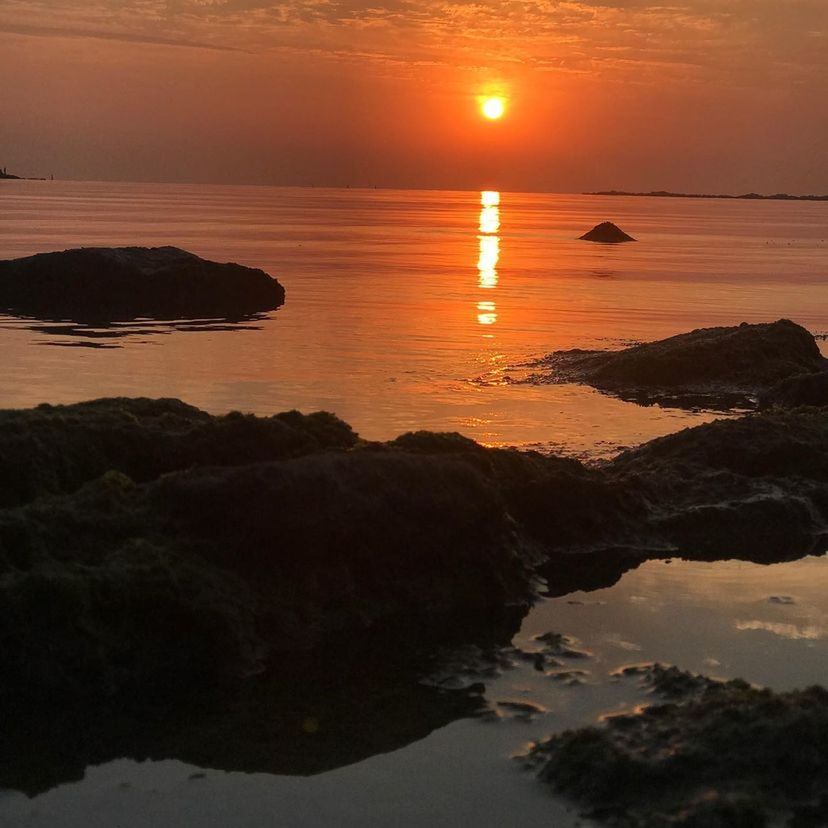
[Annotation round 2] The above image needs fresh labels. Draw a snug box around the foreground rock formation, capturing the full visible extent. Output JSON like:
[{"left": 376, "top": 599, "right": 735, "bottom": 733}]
[
  {"left": 525, "top": 319, "right": 827, "bottom": 409},
  {"left": 529, "top": 665, "right": 828, "bottom": 826},
  {"left": 0, "top": 246, "right": 285, "bottom": 320},
  {"left": 0, "top": 324, "right": 827, "bottom": 798},
  {"left": 1, "top": 396, "right": 827, "bottom": 713},
  {"left": 0, "top": 399, "right": 535, "bottom": 708},
  {"left": 578, "top": 222, "right": 636, "bottom": 243}
]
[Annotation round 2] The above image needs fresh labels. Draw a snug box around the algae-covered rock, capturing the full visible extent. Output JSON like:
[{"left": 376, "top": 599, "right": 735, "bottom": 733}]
[
  {"left": 526, "top": 320, "right": 826, "bottom": 409},
  {"left": 0, "top": 246, "right": 285, "bottom": 320},
  {"left": 1, "top": 398, "right": 827, "bottom": 713},
  {"left": 530, "top": 667, "right": 828, "bottom": 826},
  {"left": 760, "top": 369, "right": 828, "bottom": 410},
  {"left": 0, "top": 403, "right": 534, "bottom": 706},
  {"left": 0, "top": 397, "right": 356, "bottom": 508},
  {"left": 606, "top": 407, "right": 828, "bottom": 559}
]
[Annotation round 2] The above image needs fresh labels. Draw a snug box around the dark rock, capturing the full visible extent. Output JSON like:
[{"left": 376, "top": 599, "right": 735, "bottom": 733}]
[
  {"left": 760, "top": 369, "right": 828, "bottom": 410},
  {"left": 608, "top": 407, "right": 828, "bottom": 560},
  {"left": 0, "top": 401, "right": 534, "bottom": 707},
  {"left": 530, "top": 668, "right": 828, "bottom": 826},
  {"left": 147, "top": 450, "right": 534, "bottom": 648},
  {"left": 0, "top": 246, "right": 285, "bottom": 321},
  {"left": 0, "top": 397, "right": 356, "bottom": 508},
  {"left": 0, "top": 398, "right": 827, "bottom": 721},
  {"left": 578, "top": 222, "right": 636, "bottom": 243},
  {"left": 534, "top": 632, "right": 591, "bottom": 659},
  {"left": 526, "top": 320, "right": 826, "bottom": 409},
  {"left": 529, "top": 407, "right": 828, "bottom": 593}
]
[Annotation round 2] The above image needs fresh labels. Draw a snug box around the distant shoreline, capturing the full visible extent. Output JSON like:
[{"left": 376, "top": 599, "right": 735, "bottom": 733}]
[
  {"left": 1, "top": 175, "right": 826, "bottom": 198},
  {"left": 588, "top": 189, "right": 828, "bottom": 202},
  {"left": 0, "top": 173, "right": 48, "bottom": 181}
]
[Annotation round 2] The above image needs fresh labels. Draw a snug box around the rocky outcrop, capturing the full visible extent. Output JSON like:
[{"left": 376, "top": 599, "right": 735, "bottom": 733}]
[
  {"left": 578, "top": 222, "right": 636, "bottom": 243},
  {"left": 525, "top": 320, "right": 827, "bottom": 409},
  {"left": 0, "top": 397, "right": 356, "bottom": 508},
  {"left": 1, "top": 398, "right": 827, "bottom": 712},
  {"left": 760, "top": 369, "right": 828, "bottom": 410},
  {"left": 0, "top": 246, "right": 285, "bottom": 320},
  {"left": 0, "top": 397, "right": 827, "bottom": 798},
  {"left": 529, "top": 666, "right": 828, "bottom": 826},
  {"left": 0, "top": 401, "right": 535, "bottom": 707},
  {"left": 607, "top": 407, "right": 828, "bottom": 560}
]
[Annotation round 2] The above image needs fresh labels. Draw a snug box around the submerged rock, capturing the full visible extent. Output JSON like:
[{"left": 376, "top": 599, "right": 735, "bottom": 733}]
[
  {"left": 578, "top": 222, "right": 636, "bottom": 243},
  {"left": 0, "top": 246, "right": 285, "bottom": 320},
  {"left": 530, "top": 667, "right": 828, "bottom": 826},
  {"left": 526, "top": 320, "right": 826, "bottom": 409}
]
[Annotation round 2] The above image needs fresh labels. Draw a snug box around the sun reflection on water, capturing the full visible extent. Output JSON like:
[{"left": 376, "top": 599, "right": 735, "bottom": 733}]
[
  {"left": 477, "top": 236, "right": 499, "bottom": 288},
  {"left": 479, "top": 206, "right": 500, "bottom": 234},
  {"left": 477, "top": 191, "right": 500, "bottom": 301},
  {"left": 477, "top": 300, "right": 497, "bottom": 326}
]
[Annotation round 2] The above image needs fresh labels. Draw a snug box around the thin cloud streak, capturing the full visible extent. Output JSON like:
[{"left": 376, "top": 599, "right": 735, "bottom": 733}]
[{"left": 0, "top": 21, "right": 245, "bottom": 50}]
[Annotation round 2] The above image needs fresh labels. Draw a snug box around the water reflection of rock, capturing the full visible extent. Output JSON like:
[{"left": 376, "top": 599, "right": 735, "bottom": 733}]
[
  {"left": 0, "top": 627, "right": 501, "bottom": 798},
  {"left": 2, "top": 312, "right": 274, "bottom": 347}
]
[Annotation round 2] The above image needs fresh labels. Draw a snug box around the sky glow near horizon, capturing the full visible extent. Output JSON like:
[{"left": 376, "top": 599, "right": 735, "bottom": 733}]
[{"left": 1, "top": 0, "right": 826, "bottom": 191}]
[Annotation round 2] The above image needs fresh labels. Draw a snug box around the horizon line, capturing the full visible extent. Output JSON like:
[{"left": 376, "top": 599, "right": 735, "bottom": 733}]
[{"left": 3, "top": 175, "right": 828, "bottom": 201}]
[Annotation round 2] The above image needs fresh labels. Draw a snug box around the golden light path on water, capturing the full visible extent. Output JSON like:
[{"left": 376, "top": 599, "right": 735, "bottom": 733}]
[{"left": 477, "top": 190, "right": 500, "bottom": 328}]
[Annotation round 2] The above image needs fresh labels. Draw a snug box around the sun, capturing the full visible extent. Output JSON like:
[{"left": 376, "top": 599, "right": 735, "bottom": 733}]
[{"left": 481, "top": 97, "right": 506, "bottom": 120}]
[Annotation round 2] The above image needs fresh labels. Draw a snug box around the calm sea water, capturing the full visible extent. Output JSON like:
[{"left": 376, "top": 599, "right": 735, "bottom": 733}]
[
  {"left": 2, "top": 180, "right": 826, "bottom": 457},
  {"left": 1, "top": 182, "right": 827, "bottom": 826}
]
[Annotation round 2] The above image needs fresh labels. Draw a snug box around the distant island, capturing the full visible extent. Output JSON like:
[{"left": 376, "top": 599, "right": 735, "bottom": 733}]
[
  {"left": 589, "top": 189, "right": 828, "bottom": 202},
  {"left": 0, "top": 166, "right": 50, "bottom": 181}
]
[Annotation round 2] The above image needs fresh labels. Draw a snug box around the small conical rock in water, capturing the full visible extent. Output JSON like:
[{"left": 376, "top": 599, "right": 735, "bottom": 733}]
[{"left": 578, "top": 222, "right": 636, "bottom": 243}]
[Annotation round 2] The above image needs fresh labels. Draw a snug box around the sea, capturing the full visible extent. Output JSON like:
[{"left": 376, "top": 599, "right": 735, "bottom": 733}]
[{"left": 1, "top": 180, "right": 827, "bottom": 826}]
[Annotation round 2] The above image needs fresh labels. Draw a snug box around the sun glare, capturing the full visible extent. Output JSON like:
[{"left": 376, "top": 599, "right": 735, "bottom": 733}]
[{"left": 481, "top": 97, "right": 505, "bottom": 120}]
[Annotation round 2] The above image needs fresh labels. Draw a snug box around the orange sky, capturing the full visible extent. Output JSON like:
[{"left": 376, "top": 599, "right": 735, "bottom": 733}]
[{"left": 1, "top": 0, "right": 826, "bottom": 192}]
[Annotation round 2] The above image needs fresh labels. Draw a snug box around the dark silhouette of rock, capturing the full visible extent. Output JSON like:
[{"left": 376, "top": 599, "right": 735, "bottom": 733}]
[
  {"left": 759, "top": 369, "right": 828, "bottom": 410},
  {"left": 608, "top": 407, "right": 828, "bottom": 560},
  {"left": 0, "top": 400, "right": 534, "bottom": 709},
  {"left": 1, "top": 397, "right": 827, "bottom": 715},
  {"left": 578, "top": 221, "right": 636, "bottom": 243},
  {"left": 0, "top": 397, "right": 356, "bottom": 509},
  {"left": 0, "top": 398, "right": 827, "bottom": 795},
  {"left": 526, "top": 320, "right": 826, "bottom": 409},
  {"left": 0, "top": 246, "right": 285, "bottom": 321},
  {"left": 529, "top": 666, "right": 828, "bottom": 826}
]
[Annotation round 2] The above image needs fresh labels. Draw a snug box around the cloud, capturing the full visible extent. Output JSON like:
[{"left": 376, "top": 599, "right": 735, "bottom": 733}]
[
  {"left": 0, "top": 0, "right": 825, "bottom": 87},
  {"left": 0, "top": 20, "right": 244, "bottom": 50}
]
